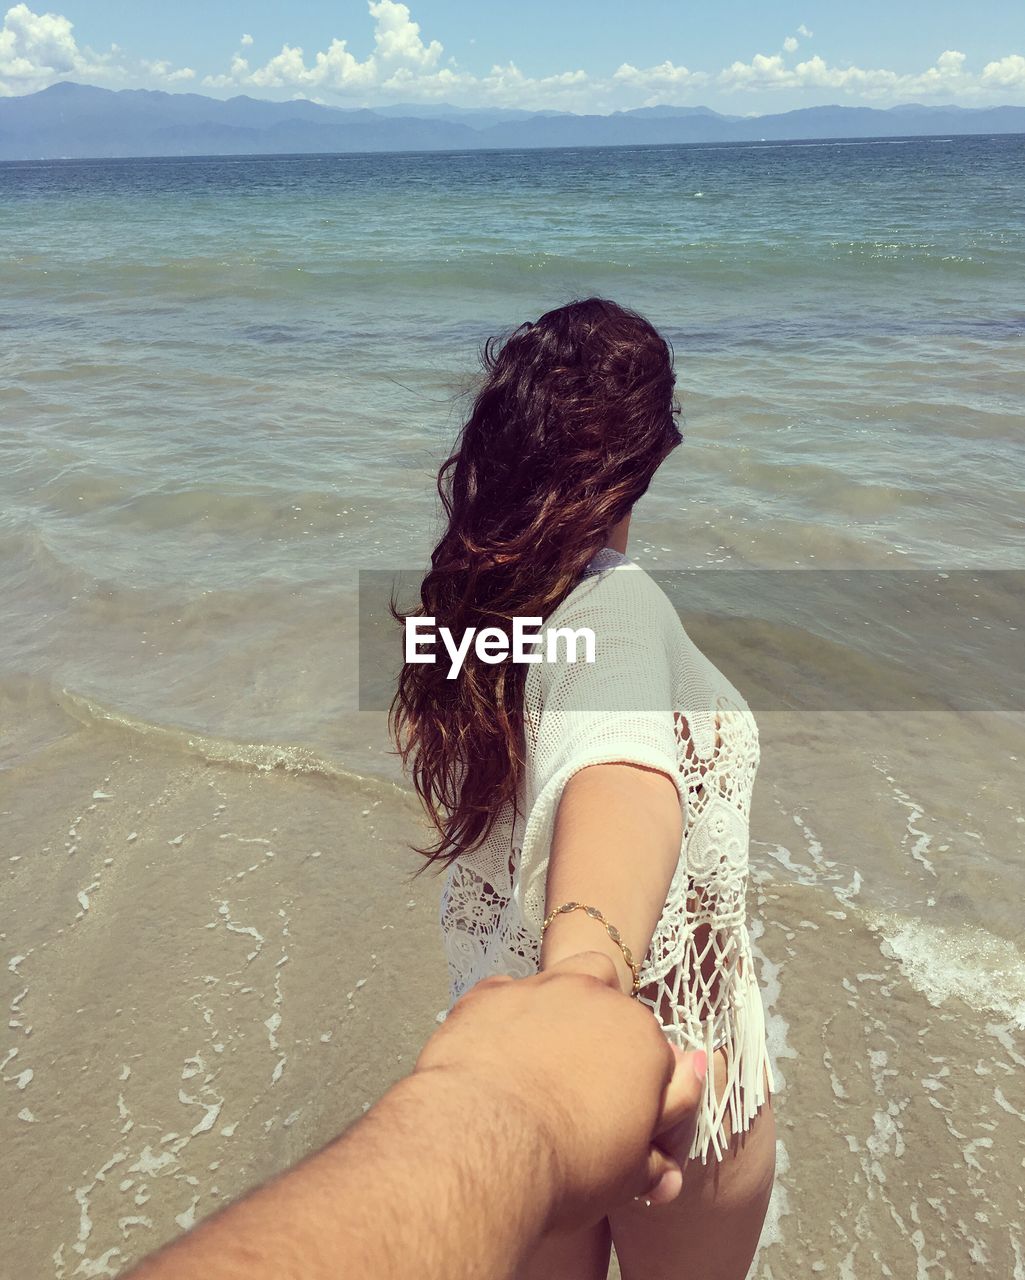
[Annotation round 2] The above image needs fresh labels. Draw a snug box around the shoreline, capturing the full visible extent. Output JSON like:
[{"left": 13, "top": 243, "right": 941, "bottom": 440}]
[{"left": 3, "top": 704, "right": 1023, "bottom": 1276}]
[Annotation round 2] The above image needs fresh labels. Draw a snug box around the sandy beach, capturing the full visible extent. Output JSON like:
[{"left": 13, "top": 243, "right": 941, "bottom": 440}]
[
  {"left": 4, "top": 693, "right": 1023, "bottom": 1278},
  {"left": 2, "top": 704, "right": 449, "bottom": 1277}
]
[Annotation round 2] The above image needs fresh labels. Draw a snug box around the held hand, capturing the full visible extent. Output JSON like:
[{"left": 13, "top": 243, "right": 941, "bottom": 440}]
[{"left": 414, "top": 950, "right": 707, "bottom": 1233}]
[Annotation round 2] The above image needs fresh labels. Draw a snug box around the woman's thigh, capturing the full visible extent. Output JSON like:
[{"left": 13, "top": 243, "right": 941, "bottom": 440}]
[
  {"left": 608, "top": 1055, "right": 777, "bottom": 1280},
  {"left": 514, "top": 1215, "right": 612, "bottom": 1280}
]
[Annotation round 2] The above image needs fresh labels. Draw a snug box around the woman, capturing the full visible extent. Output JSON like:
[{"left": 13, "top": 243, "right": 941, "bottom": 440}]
[{"left": 390, "top": 296, "right": 776, "bottom": 1280}]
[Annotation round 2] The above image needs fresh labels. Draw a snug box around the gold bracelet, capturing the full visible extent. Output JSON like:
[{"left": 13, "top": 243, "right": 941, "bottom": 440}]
[{"left": 540, "top": 901, "right": 641, "bottom": 996}]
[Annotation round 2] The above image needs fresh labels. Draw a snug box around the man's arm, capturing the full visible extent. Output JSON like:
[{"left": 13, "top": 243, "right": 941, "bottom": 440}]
[
  {"left": 130, "top": 1065, "right": 553, "bottom": 1280},
  {"left": 125, "top": 952, "right": 706, "bottom": 1280}
]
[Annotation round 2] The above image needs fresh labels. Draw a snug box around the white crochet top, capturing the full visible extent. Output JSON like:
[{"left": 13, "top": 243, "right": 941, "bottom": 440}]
[{"left": 438, "top": 547, "right": 775, "bottom": 1163}]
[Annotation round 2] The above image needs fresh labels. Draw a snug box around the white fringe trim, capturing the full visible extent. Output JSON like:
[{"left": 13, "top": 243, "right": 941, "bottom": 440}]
[{"left": 688, "top": 970, "right": 775, "bottom": 1165}]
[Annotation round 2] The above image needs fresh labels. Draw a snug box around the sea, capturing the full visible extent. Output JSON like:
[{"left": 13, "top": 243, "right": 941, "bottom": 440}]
[{"left": 1, "top": 134, "right": 1023, "bottom": 1278}]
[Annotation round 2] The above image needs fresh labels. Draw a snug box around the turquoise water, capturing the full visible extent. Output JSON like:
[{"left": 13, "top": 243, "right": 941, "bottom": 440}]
[{"left": 2, "top": 134, "right": 1023, "bottom": 761}]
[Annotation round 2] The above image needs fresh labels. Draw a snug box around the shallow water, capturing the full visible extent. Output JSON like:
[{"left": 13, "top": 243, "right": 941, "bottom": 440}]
[{"left": 1, "top": 136, "right": 1023, "bottom": 1276}]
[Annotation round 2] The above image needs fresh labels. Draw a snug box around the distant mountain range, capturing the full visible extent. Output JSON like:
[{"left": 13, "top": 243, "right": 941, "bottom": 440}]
[{"left": 1, "top": 82, "right": 1023, "bottom": 161}]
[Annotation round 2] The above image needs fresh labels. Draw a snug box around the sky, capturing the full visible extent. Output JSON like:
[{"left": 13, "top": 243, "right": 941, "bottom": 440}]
[{"left": 1, "top": 1, "right": 1023, "bottom": 113}]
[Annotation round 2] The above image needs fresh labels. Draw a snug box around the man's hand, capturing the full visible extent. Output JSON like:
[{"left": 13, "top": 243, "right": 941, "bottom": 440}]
[
  {"left": 124, "top": 949, "right": 706, "bottom": 1280},
  {"left": 414, "top": 949, "right": 707, "bottom": 1234}
]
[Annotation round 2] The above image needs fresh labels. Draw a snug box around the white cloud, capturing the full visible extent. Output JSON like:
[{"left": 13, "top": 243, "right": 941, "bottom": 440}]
[
  {"left": 2, "top": 2, "right": 1023, "bottom": 112},
  {"left": 199, "top": 2, "right": 599, "bottom": 109},
  {"left": 981, "top": 53, "right": 1025, "bottom": 87},
  {"left": 371, "top": 0, "right": 441, "bottom": 67},
  {"left": 612, "top": 59, "right": 706, "bottom": 89},
  {"left": 195, "top": 5, "right": 1021, "bottom": 110},
  {"left": 0, "top": 1, "right": 119, "bottom": 92},
  {"left": 0, "top": 4, "right": 193, "bottom": 95},
  {"left": 142, "top": 57, "right": 195, "bottom": 84},
  {"left": 204, "top": 1, "right": 444, "bottom": 94},
  {"left": 717, "top": 47, "right": 987, "bottom": 101}
]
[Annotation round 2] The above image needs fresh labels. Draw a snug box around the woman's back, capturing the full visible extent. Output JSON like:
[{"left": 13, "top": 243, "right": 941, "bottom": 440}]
[{"left": 439, "top": 547, "right": 774, "bottom": 1166}]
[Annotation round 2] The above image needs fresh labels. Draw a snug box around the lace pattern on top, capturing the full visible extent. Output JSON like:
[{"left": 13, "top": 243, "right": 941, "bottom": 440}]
[{"left": 438, "top": 551, "right": 775, "bottom": 1164}]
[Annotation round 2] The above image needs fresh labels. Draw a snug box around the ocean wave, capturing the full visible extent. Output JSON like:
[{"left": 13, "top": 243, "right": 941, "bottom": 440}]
[
  {"left": 750, "top": 850, "right": 1025, "bottom": 1031},
  {"left": 866, "top": 909, "right": 1025, "bottom": 1030},
  {"left": 3, "top": 243, "right": 1023, "bottom": 314},
  {"left": 49, "top": 679, "right": 391, "bottom": 788}
]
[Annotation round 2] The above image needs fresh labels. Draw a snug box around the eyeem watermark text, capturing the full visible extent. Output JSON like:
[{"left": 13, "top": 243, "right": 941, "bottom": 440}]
[{"left": 405, "top": 617, "right": 596, "bottom": 679}]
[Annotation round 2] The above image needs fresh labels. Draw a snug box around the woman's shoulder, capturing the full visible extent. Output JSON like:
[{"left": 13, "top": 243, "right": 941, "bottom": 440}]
[{"left": 555, "top": 554, "right": 682, "bottom": 638}]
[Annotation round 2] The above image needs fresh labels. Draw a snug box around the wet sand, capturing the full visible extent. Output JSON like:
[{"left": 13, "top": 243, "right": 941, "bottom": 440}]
[
  {"left": 2, "top": 714, "right": 449, "bottom": 1277},
  {"left": 3, "top": 703, "right": 1023, "bottom": 1278}
]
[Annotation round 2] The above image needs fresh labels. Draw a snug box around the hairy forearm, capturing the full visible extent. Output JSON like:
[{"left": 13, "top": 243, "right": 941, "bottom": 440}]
[
  {"left": 541, "top": 763, "right": 683, "bottom": 992},
  {"left": 128, "top": 1066, "right": 558, "bottom": 1280}
]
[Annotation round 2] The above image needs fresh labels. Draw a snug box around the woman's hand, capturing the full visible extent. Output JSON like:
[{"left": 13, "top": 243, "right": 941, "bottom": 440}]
[{"left": 414, "top": 949, "right": 708, "bottom": 1233}]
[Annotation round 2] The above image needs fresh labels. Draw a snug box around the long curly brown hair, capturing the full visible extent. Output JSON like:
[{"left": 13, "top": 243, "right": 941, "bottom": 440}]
[{"left": 389, "top": 296, "right": 683, "bottom": 876}]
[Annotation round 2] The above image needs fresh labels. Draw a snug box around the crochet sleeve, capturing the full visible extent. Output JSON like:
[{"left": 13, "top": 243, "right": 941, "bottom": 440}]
[{"left": 512, "top": 572, "right": 688, "bottom": 939}]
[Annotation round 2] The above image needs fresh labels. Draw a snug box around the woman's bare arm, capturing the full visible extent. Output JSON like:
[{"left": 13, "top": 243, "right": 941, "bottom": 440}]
[{"left": 539, "top": 762, "right": 684, "bottom": 994}]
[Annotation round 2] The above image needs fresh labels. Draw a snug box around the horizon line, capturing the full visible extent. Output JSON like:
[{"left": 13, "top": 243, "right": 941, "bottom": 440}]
[{"left": 4, "top": 133, "right": 1024, "bottom": 169}]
